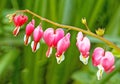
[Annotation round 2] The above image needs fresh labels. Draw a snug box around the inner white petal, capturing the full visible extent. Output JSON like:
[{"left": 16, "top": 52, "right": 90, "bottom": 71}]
[
  {"left": 24, "top": 35, "right": 26, "bottom": 42},
  {"left": 24, "top": 35, "right": 31, "bottom": 45},
  {"left": 47, "top": 47, "right": 53, "bottom": 58},
  {"left": 56, "top": 54, "right": 65, "bottom": 64},
  {"left": 36, "top": 43, "right": 40, "bottom": 51},
  {"left": 79, "top": 54, "right": 89, "bottom": 65},
  {"left": 28, "top": 36, "right": 31, "bottom": 44},
  {"left": 15, "top": 26, "right": 20, "bottom": 36},
  {"left": 97, "top": 65, "right": 104, "bottom": 80},
  {"left": 31, "top": 41, "right": 34, "bottom": 50}
]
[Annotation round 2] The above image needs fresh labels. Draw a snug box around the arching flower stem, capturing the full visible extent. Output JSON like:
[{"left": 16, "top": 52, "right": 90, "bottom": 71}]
[{"left": 11, "top": 9, "right": 120, "bottom": 52}]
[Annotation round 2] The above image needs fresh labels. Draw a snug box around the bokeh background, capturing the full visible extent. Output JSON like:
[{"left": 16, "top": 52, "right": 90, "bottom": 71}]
[{"left": 0, "top": 0, "right": 120, "bottom": 84}]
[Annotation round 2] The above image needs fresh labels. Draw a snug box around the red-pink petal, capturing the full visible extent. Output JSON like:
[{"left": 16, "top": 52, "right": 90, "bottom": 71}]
[
  {"left": 43, "top": 28, "right": 64, "bottom": 47},
  {"left": 56, "top": 33, "right": 70, "bottom": 57},
  {"left": 76, "top": 32, "right": 90, "bottom": 58},
  {"left": 53, "top": 28, "right": 64, "bottom": 47},
  {"left": 13, "top": 15, "right": 28, "bottom": 26},
  {"left": 76, "top": 32, "right": 83, "bottom": 43},
  {"left": 92, "top": 47, "right": 104, "bottom": 66},
  {"left": 25, "top": 19, "right": 35, "bottom": 36},
  {"left": 101, "top": 51, "right": 115, "bottom": 72},
  {"left": 33, "top": 25, "right": 43, "bottom": 43},
  {"left": 43, "top": 28, "right": 54, "bottom": 46}
]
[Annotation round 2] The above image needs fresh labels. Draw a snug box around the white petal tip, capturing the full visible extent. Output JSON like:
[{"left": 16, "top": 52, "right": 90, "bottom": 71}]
[
  {"left": 31, "top": 41, "right": 35, "bottom": 52},
  {"left": 13, "top": 26, "right": 20, "bottom": 36},
  {"left": 24, "top": 35, "right": 31, "bottom": 46},
  {"left": 79, "top": 54, "right": 89, "bottom": 65},
  {"left": 36, "top": 43, "right": 40, "bottom": 51},
  {"left": 46, "top": 47, "right": 53, "bottom": 58},
  {"left": 24, "top": 35, "right": 26, "bottom": 42},
  {"left": 56, "top": 54, "right": 65, "bottom": 64},
  {"left": 97, "top": 70, "right": 103, "bottom": 80},
  {"left": 31, "top": 41, "right": 40, "bottom": 52},
  {"left": 97, "top": 65, "right": 104, "bottom": 80}
]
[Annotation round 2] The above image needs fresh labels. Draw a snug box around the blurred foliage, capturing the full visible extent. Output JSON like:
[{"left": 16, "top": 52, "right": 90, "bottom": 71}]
[{"left": 0, "top": 0, "right": 120, "bottom": 84}]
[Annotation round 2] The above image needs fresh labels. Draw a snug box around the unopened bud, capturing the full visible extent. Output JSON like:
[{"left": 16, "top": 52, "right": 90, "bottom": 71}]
[
  {"left": 96, "top": 28, "right": 105, "bottom": 36},
  {"left": 82, "top": 18, "right": 87, "bottom": 25},
  {"left": 6, "top": 14, "right": 16, "bottom": 23}
]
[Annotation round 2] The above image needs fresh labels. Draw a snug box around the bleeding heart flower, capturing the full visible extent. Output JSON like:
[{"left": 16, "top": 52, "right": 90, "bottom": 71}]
[
  {"left": 24, "top": 19, "right": 35, "bottom": 45},
  {"left": 92, "top": 47, "right": 115, "bottom": 80},
  {"left": 31, "top": 24, "right": 43, "bottom": 52},
  {"left": 55, "top": 33, "right": 70, "bottom": 64},
  {"left": 76, "top": 32, "right": 90, "bottom": 65},
  {"left": 13, "top": 14, "right": 28, "bottom": 36},
  {"left": 43, "top": 28, "right": 64, "bottom": 57}
]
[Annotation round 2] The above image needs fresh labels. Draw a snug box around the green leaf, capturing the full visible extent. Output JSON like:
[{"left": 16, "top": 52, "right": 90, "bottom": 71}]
[
  {"left": 112, "top": 49, "right": 120, "bottom": 57},
  {"left": 0, "top": 49, "right": 20, "bottom": 76},
  {"left": 71, "top": 70, "right": 92, "bottom": 84}
]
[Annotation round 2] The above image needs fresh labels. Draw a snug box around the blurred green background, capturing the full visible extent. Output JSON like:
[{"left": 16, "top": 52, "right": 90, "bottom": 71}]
[{"left": 0, "top": 0, "right": 120, "bottom": 84}]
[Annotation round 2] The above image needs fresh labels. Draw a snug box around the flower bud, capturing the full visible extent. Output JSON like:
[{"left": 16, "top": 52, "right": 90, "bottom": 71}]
[
  {"left": 96, "top": 28, "right": 105, "bottom": 36},
  {"left": 82, "top": 18, "right": 87, "bottom": 25}
]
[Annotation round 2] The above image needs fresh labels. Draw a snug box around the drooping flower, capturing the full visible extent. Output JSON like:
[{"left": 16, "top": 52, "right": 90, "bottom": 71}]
[
  {"left": 76, "top": 32, "right": 90, "bottom": 65},
  {"left": 24, "top": 19, "right": 35, "bottom": 45},
  {"left": 43, "top": 28, "right": 64, "bottom": 57},
  {"left": 13, "top": 14, "right": 28, "bottom": 36},
  {"left": 55, "top": 33, "right": 70, "bottom": 64},
  {"left": 92, "top": 47, "right": 115, "bottom": 80},
  {"left": 31, "top": 24, "right": 43, "bottom": 52}
]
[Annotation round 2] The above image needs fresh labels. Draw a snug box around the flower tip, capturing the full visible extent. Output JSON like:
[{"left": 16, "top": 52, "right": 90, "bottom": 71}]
[
  {"left": 13, "top": 26, "right": 20, "bottom": 36},
  {"left": 46, "top": 47, "right": 53, "bottom": 58},
  {"left": 79, "top": 54, "right": 89, "bottom": 65},
  {"left": 66, "top": 33, "right": 71, "bottom": 38},
  {"left": 31, "top": 41, "right": 40, "bottom": 52},
  {"left": 56, "top": 54, "right": 65, "bottom": 64},
  {"left": 31, "top": 19, "right": 35, "bottom": 25},
  {"left": 97, "top": 65, "right": 104, "bottom": 80},
  {"left": 37, "top": 23, "right": 43, "bottom": 30},
  {"left": 97, "top": 71, "right": 102, "bottom": 80},
  {"left": 24, "top": 35, "right": 31, "bottom": 46},
  {"left": 39, "top": 22, "right": 42, "bottom": 27}
]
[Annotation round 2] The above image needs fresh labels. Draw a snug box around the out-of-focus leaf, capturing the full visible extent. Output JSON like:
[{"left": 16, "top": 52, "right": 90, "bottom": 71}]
[
  {"left": 0, "top": 49, "right": 20, "bottom": 76},
  {"left": 0, "top": 0, "right": 7, "bottom": 12},
  {"left": 11, "top": 0, "right": 19, "bottom": 9},
  {"left": 112, "top": 48, "right": 120, "bottom": 57},
  {"left": 106, "top": 6, "right": 120, "bottom": 37},
  {"left": 88, "top": 35, "right": 120, "bottom": 44},
  {"left": 105, "top": 73, "right": 120, "bottom": 84},
  {"left": 89, "top": 0, "right": 105, "bottom": 30},
  {"left": 71, "top": 70, "right": 93, "bottom": 84}
]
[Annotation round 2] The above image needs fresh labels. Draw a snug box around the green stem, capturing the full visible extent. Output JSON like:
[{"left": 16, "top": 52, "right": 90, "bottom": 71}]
[
  {"left": 13, "top": 9, "right": 120, "bottom": 52},
  {"left": 84, "top": 23, "right": 90, "bottom": 32}
]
